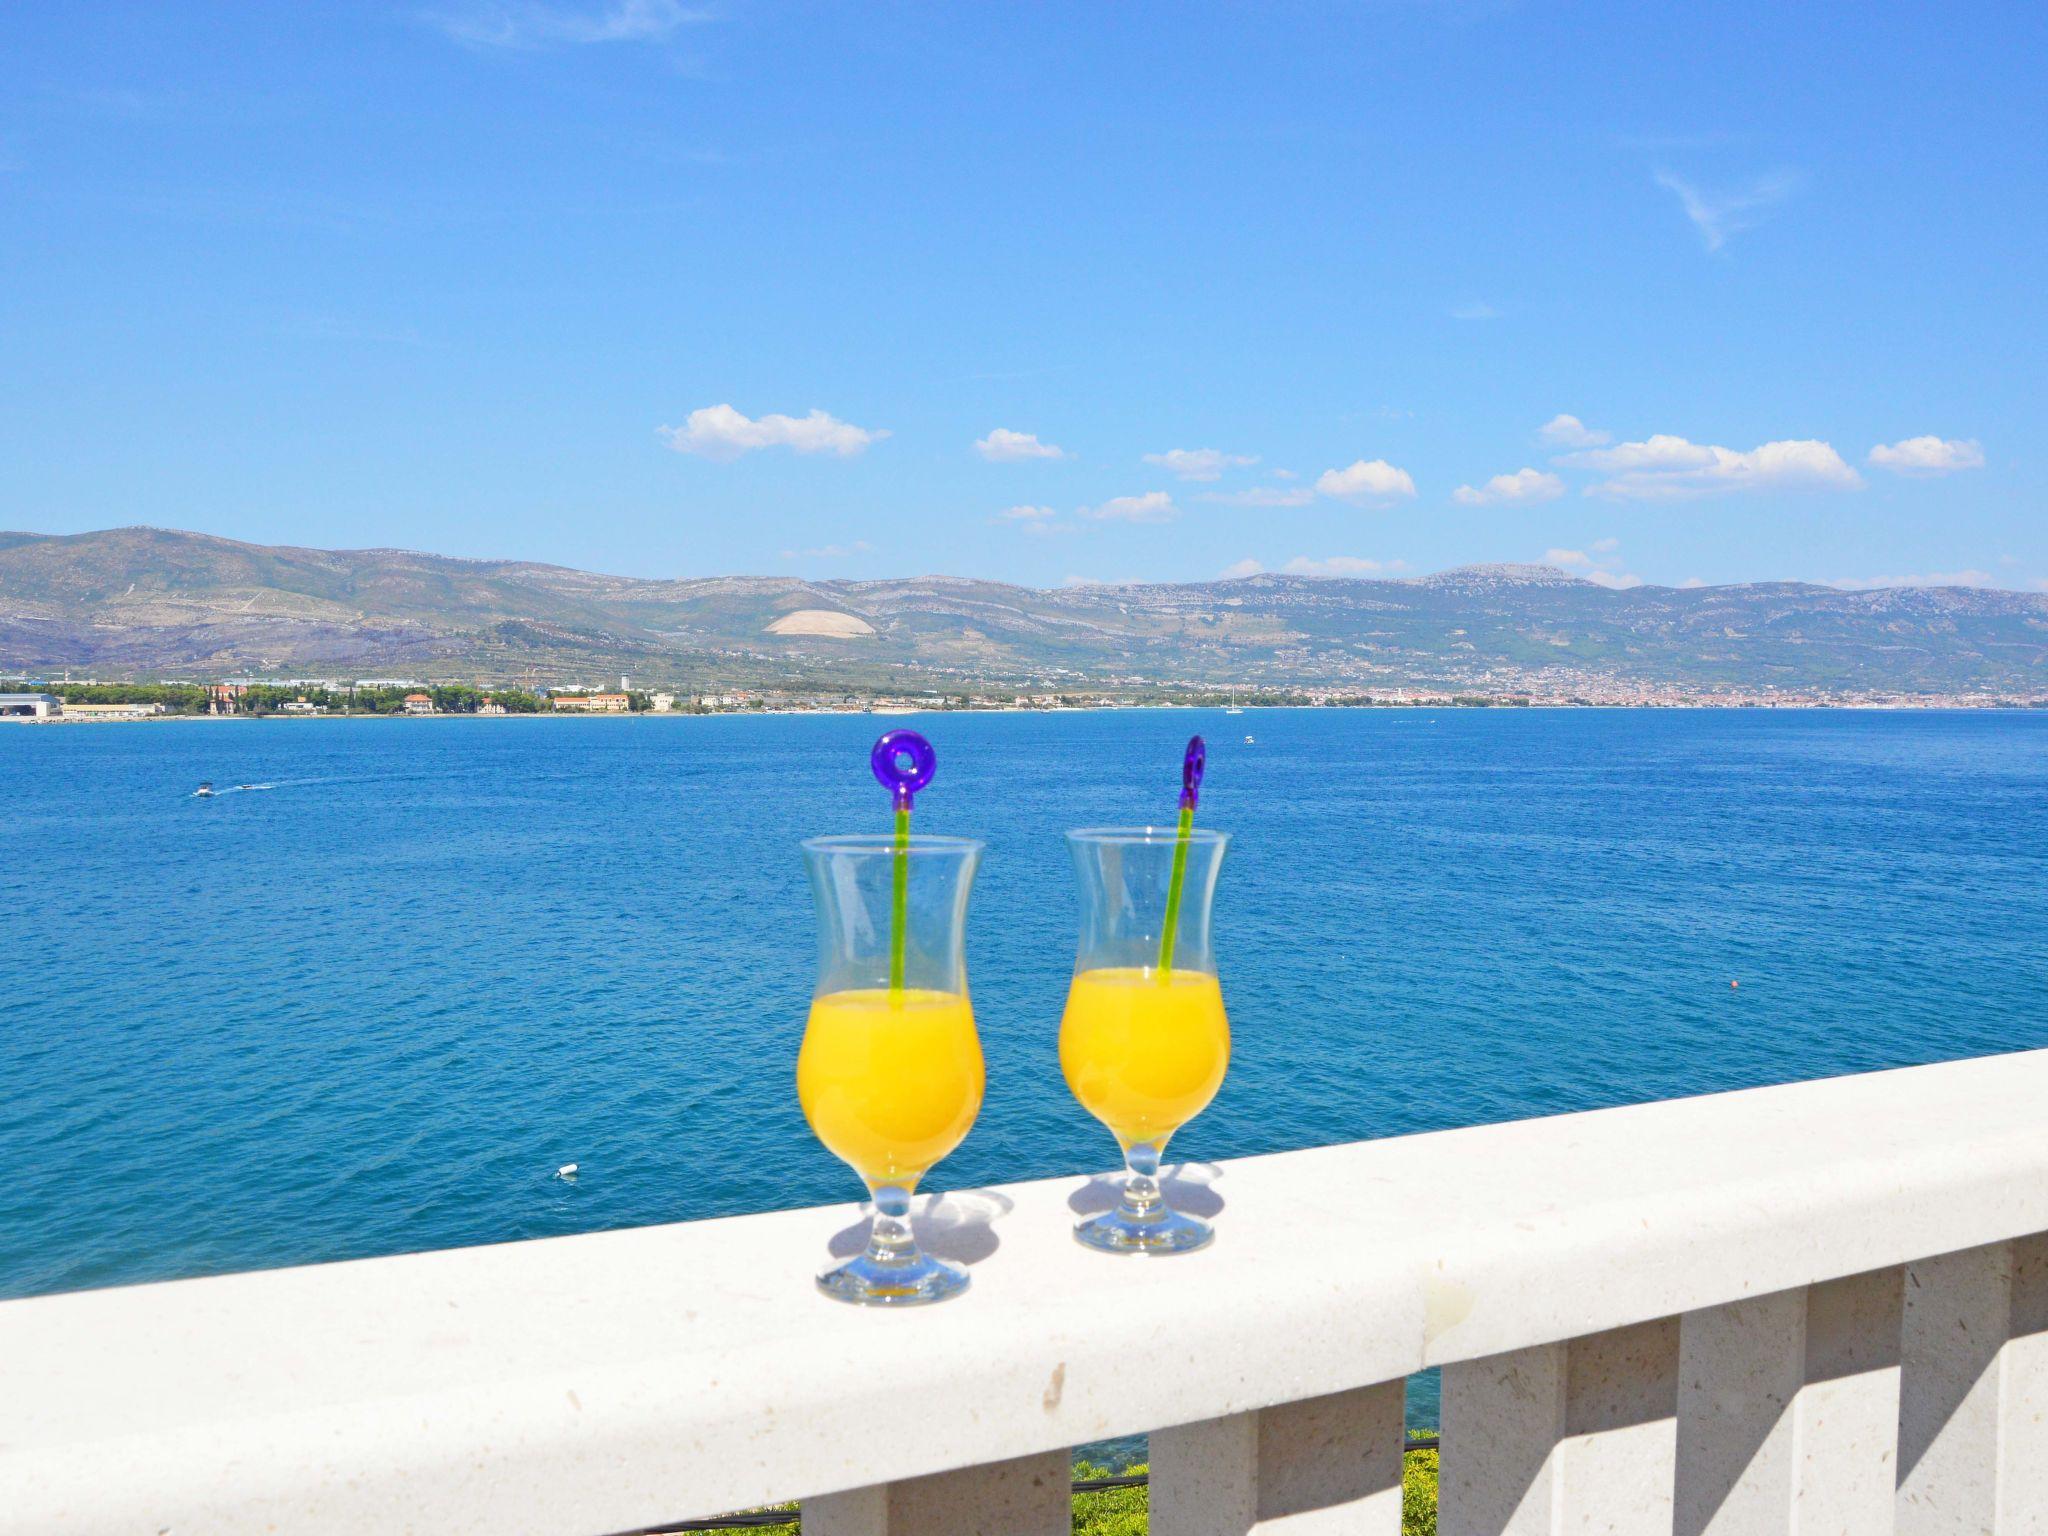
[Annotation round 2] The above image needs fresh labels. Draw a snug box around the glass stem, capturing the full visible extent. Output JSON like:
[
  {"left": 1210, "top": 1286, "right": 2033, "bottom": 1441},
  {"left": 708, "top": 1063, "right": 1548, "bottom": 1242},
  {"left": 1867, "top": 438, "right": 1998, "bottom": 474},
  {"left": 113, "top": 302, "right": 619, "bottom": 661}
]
[
  {"left": 1118, "top": 1140, "right": 1165, "bottom": 1225},
  {"left": 865, "top": 1182, "right": 919, "bottom": 1268}
]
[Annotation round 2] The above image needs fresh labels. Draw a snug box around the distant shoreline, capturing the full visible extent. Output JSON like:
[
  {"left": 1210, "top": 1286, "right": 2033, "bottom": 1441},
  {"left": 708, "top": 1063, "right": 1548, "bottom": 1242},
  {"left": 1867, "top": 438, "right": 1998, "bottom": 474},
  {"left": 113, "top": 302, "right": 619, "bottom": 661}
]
[{"left": 9, "top": 700, "right": 2047, "bottom": 726}]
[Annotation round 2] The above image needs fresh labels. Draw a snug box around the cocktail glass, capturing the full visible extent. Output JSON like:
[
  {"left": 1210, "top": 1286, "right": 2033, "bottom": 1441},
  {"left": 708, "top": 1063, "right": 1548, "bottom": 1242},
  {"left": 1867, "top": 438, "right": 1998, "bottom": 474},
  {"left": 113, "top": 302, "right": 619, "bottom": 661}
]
[
  {"left": 798, "top": 833, "right": 985, "bottom": 1305},
  {"left": 1060, "top": 827, "right": 1230, "bottom": 1255}
]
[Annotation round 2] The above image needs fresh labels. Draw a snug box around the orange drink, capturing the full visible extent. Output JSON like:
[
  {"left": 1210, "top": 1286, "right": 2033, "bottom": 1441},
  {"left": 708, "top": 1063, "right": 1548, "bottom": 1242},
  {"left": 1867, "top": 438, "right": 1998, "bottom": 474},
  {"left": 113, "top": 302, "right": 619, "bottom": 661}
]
[
  {"left": 1060, "top": 968, "right": 1229, "bottom": 1150},
  {"left": 799, "top": 987, "right": 984, "bottom": 1189}
]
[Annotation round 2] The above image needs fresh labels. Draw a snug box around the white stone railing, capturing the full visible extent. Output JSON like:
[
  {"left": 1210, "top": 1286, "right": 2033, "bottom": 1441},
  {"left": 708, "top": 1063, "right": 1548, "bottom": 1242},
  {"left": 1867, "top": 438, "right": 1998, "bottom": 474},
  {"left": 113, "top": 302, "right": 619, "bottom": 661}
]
[{"left": 5, "top": 1047, "right": 2048, "bottom": 1534}]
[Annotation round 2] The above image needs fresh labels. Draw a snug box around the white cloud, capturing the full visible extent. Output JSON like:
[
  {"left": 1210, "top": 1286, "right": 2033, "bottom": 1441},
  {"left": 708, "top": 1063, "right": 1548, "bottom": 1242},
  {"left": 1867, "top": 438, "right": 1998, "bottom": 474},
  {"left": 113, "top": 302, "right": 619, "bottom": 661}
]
[
  {"left": 425, "top": 0, "right": 704, "bottom": 48},
  {"left": 975, "top": 427, "right": 1067, "bottom": 463},
  {"left": 1590, "top": 536, "right": 1620, "bottom": 553},
  {"left": 1143, "top": 447, "right": 1257, "bottom": 481},
  {"left": 659, "top": 404, "right": 887, "bottom": 461},
  {"left": 1678, "top": 576, "right": 1708, "bottom": 589},
  {"left": 1449, "top": 301, "right": 1500, "bottom": 321},
  {"left": 779, "top": 541, "right": 872, "bottom": 560},
  {"left": 1544, "top": 547, "right": 1594, "bottom": 569},
  {"left": 1584, "top": 570, "right": 1644, "bottom": 590},
  {"left": 1079, "top": 491, "right": 1179, "bottom": 524},
  {"left": 995, "top": 504, "right": 1057, "bottom": 522},
  {"left": 1219, "top": 558, "right": 1265, "bottom": 579},
  {"left": 1654, "top": 167, "right": 1798, "bottom": 252},
  {"left": 1315, "top": 459, "right": 1417, "bottom": 503},
  {"left": 1538, "top": 413, "right": 1610, "bottom": 449},
  {"left": 1825, "top": 570, "right": 1999, "bottom": 590},
  {"left": 1452, "top": 468, "right": 1565, "bottom": 505},
  {"left": 1281, "top": 555, "right": 1406, "bottom": 578},
  {"left": 1559, "top": 435, "right": 1860, "bottom": 499},
  {"left": 1868, "top": 436, "right": 1986, "bottom": 476},
  {"left": 1271, "top": 468, "right": 1299, "bottom": 480},
  {"left": 1198, "top": 486, "right": 1315, "bottom": 508}
]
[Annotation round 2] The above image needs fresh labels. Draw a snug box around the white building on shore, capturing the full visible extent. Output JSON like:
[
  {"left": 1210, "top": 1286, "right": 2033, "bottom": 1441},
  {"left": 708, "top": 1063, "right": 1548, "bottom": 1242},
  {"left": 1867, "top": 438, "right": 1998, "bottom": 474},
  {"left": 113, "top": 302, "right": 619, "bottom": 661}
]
[{"left": 0, "top": 693, "right": 61, "bottom": 719}]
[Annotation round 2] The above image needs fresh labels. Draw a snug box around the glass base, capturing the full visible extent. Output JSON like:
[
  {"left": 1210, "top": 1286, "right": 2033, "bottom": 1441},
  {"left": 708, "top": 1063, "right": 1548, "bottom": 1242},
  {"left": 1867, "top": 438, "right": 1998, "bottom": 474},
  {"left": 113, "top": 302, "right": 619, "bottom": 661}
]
[
  {"left": 1074, "top": 1204, "right": 1213, "bottom": 1256},
  {"left": 816, "top": 1248, "right": 970, "bottom": 1306}
]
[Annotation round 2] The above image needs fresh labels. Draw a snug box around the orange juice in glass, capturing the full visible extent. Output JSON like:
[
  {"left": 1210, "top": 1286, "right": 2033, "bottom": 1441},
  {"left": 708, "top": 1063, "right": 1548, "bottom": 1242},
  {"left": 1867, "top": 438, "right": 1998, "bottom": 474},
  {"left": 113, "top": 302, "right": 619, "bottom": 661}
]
[
  {"left": 799, "top": 832, "right": 984, "bottom": 1304},
  {"left": 1060, "top": 825, "right": 1230, "bottom": 1254}
]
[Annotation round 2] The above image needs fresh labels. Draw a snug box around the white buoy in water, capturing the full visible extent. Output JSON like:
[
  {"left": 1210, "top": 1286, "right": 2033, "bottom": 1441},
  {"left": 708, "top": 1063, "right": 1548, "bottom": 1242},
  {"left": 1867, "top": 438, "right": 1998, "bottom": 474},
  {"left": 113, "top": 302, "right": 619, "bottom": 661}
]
[{"left": 556, "top": 1163, "right": 579, "bottom": 1180}]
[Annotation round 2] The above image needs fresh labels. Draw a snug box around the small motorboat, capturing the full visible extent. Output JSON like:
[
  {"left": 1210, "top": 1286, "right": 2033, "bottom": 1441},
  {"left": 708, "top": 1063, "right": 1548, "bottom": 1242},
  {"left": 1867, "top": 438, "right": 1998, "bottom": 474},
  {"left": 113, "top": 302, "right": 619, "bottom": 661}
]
[
  {"left": 193, "top": 782, "right": 216, "bottom": 797},
  {"left": 1243, "top": 734, "right": 1255, "bottom": 744}
]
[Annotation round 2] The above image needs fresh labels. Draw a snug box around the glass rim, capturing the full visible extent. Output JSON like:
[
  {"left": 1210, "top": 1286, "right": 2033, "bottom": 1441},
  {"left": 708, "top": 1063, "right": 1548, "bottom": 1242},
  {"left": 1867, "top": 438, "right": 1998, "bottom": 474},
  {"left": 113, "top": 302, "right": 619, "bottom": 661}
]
[
  {"left": 1066, "top": 825, "right": 1229, "bottom": 847},
  {"left": 802, "top": 832, "right": 986, "bottom": 856}
]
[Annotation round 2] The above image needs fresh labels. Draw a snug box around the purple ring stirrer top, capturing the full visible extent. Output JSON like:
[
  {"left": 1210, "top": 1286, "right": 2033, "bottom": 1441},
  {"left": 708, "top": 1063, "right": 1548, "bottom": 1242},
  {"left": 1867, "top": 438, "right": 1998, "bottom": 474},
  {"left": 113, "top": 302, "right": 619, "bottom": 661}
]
[
  {"left": 1179, "top": 734, "right": 1206, "bottom": 813},
  {"left": 871, "top": 729, "right": 937, "bottom": 811}
]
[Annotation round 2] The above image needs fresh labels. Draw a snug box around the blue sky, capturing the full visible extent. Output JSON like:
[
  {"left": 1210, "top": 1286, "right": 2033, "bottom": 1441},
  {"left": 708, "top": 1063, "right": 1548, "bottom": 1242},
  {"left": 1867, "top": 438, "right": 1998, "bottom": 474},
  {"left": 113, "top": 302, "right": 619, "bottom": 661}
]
[{"left": 1, "top": 2, "right": 2041, "bottom": 590}]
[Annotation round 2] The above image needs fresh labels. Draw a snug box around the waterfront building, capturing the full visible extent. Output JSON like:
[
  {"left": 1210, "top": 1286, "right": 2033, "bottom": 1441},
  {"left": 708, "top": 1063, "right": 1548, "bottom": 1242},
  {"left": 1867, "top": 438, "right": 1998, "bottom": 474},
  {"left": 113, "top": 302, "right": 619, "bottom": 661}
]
[
  {"left": 477, "top": 698, "right": 507, "bottom": 716},
  {"left": 0, "top": 692, "right": 61, "bottom": 719},
  {"left": 280, "top": 700, "right": 327, "bottom": 715},
  {"left": 651, "top": 693, "right": 676, "bottom": 712},
  {"left": 403, "top": 693, "right": 436, "bottom": 715},
  {"left": 552, "top": 693, "right": 631, "bottom": 713},
  {"left": 204, "top": 683, "right": 246, "bottom": 716},
  {"left": 58, "top": 702, "right": 166, "bottom": 720}
]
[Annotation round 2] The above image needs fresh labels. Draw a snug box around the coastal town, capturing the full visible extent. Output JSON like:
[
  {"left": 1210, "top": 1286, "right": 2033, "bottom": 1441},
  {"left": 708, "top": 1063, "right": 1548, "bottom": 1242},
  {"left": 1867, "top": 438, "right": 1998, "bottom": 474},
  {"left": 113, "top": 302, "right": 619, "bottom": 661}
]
[{"left": 3, "top": 671, "right": 2043, "bottom": 720}]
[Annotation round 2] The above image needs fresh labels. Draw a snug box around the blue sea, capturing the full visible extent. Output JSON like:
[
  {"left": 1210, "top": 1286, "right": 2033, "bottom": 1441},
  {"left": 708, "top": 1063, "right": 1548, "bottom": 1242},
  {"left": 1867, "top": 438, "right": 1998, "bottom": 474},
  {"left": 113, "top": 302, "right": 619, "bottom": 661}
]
[{"left": 4, "top": 710, "right": 2045, "bottom": 1438}]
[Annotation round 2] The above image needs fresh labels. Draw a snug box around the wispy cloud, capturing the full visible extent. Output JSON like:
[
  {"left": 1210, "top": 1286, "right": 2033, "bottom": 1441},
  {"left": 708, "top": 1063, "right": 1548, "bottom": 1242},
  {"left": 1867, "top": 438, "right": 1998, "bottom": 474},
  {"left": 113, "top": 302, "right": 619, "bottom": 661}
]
[
  {"left": 1449, "top": 301, "right": 1499, "bottom": 321},
  {"left": 1452, "top": 468, "right": 1564, "bottom": 505},
  {"left": 1868, "top": 436, "right": 1986, "bottom": 476},
  {"left": 658, "top": 404, "right": 886, "bottom": 461},
  {"left": 1654, "top": 167, "right": 1798, "bottom": 252},
  {"left": 1314, "top": 459, "right": 1417, "bottom": 504},
  {"left": 1219, "top": 558, "right": 1265, "bottom": 579},
  {"left": 991, "top": 504, "right": 1066, "bottom": 536},
  {"left": 1544, "top": 544, "right": 1642, "bottom": 589},
  {"left": 1825, "top": 570, "right": 2000, "bottom": 590},
  {"left": 1079, "top": 491, "right": 1179, "bottom": 524},
  {"left": 1281, "top": 555, "right": 1407, "bottom": 579},
  {"left": 1198, "top": 487, "right": 1315, "bottom": 508},
  {"left": 975, "top": 427, "right": 1067, "bottom": 462},
  {"left": 424, "top": 0, "right": 707, "bottom": 48},
  {"left": 1537, "top": 413, "right": 1609, "bottom": 449},
  {"left": 1559, "top": 435, "right": 1859, "bottom": 499},
  {"left": 1143, "top": 447, "right": 1257, "bottom": 482},
  {"left": 779, "top": 541, "right": 872, "bottom": 560}
]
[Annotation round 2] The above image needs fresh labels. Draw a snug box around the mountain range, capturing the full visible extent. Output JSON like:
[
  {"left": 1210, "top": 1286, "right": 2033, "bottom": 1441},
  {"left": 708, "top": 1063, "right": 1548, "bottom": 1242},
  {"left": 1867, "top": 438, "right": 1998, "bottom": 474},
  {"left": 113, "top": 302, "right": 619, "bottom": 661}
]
[{"left": 3, "top": 526, "right": 2045, "bottom": 697}]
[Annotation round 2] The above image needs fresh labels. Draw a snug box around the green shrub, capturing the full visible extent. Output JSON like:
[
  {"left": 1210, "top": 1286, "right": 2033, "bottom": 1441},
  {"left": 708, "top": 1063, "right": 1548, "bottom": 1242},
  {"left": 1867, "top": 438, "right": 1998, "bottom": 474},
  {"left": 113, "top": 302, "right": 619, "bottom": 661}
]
[{"left": 687, "top": 1445, "right": 1439, "bottom": 1536}]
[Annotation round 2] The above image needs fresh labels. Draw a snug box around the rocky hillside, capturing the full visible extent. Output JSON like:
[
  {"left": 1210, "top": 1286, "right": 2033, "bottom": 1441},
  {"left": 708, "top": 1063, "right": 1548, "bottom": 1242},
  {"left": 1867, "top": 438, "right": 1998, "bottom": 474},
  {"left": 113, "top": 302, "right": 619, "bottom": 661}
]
[{"left": 2, "top": 526, "right": 2044, "bottom": 695}]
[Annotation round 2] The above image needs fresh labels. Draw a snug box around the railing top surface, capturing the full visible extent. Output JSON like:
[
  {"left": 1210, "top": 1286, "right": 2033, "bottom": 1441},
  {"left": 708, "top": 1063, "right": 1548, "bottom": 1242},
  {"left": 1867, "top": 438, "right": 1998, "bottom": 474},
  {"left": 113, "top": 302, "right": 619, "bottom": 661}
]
[{"left": 7, "top": 1047, "right": 2048, "bottom": 1534}]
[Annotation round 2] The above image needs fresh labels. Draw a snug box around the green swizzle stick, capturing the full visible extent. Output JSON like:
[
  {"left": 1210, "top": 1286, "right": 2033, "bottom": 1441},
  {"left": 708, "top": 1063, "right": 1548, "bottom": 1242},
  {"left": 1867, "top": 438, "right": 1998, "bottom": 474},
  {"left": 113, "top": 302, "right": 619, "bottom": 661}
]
[{"left": 1156, "top": 734, "right": 1206, "bottom": 979}]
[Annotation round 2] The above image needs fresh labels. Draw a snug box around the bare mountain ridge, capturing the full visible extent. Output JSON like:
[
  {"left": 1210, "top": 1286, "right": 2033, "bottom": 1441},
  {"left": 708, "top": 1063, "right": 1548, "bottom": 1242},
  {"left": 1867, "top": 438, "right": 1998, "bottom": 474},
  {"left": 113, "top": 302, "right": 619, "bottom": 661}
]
[{"left": 1, "top": 526, "right": 2044, "bottom": 695}]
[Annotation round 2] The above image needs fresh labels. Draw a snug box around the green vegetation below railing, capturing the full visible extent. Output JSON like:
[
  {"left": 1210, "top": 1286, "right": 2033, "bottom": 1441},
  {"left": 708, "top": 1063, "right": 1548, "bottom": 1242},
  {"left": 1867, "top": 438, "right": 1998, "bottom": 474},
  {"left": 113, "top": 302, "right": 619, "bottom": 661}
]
[{"left": 673, "top": 1445, "right": 1441, "bottom": 1536}]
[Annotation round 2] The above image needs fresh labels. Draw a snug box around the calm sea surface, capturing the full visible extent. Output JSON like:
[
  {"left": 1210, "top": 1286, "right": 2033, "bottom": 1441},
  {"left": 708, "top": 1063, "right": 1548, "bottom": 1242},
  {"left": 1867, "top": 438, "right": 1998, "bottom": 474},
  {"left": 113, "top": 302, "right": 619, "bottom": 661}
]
[{"left": 5, "top": 710, "right": 2046, "bottom": 1421}]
